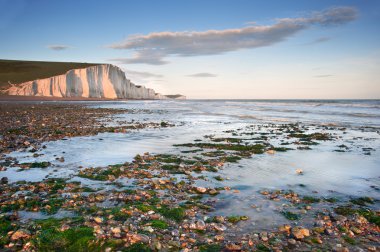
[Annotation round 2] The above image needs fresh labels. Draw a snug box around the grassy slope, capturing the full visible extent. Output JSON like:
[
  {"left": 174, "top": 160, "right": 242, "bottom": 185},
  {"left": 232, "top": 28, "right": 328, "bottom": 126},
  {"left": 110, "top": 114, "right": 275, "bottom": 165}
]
[{"left": 0, "top": 59, "right": 101, "bottom": 89}]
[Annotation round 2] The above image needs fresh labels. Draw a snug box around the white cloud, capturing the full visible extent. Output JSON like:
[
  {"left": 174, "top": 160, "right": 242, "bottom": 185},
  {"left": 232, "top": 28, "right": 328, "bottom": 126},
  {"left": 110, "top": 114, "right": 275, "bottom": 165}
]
[
  {"left": 186, "top": 73, "right": 217, "bottom": 78},
  {"left": 108, "top": 6, "right": 357, "bottom": 65},
  {"left": 47, "top": 45, "right": 70, "bottom": 51}
]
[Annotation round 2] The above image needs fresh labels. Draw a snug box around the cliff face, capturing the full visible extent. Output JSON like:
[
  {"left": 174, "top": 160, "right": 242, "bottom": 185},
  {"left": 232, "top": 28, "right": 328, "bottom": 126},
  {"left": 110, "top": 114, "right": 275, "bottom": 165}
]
[{"left": 3, "top": 64, "right": 161, "bottom": 99}]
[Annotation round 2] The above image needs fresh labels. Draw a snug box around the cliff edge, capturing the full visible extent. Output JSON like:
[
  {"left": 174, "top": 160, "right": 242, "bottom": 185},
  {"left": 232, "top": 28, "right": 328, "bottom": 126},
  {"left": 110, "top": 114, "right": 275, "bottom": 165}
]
[{"left": 0, "top": 60, "right": 183, "bottom": 100}]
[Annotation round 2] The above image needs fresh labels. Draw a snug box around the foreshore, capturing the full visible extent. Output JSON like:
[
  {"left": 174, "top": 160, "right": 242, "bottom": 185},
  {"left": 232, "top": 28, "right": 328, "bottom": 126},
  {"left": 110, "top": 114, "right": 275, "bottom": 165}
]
[{"left": 0, "top": 101, "right": 378, "bottom": 251}]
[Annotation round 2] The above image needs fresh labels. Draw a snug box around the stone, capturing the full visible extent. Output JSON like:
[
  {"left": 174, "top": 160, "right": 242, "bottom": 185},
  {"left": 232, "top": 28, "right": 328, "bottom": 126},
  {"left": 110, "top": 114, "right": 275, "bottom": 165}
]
[
  {"left": 208, "top": 189, "right": 218, "bottom": 195},
  {"left": 214, "top": 216, "right": 225, "bottom": 223},
  {"left": 350, "top": 227, "right": 362, "bottom": 234},
  {"left": 196, "top": 187, "right": 207, "bottom": 193},
  {"left": 130, "top": 233, "right": 150, "bottom": 244},
  {"left": 171, "top": 229, "right": 180, "bottom": 236},
  {"left": 213, "top": 223, "right": 227, "bottom": 232},
  {"left": 225, "top": 243, "right": 242, "bottom": 251},
  {"left": 215, "top": 235, "right": 224, "bottom": 241},
  {"left": 94, "top": 217, "right": 103, "bottom": 224},
  {"left": 332, "top": 215, "right": 347, "bottom": 223},
  {"left": 11, "top": 229, "right": 31, "bottom": 241},
  {"left": 288, "top": 238, "right": 297, "bottom": 245},
  {"left": 111, "top": 227, "right": 121, "bottom": 234},
  {"left": 143, "top": 226, "right": 154, "bottom": 233},
  {"left": 291, "top": 227, "right": 310, "bottom": 239},
  {"left": 1, "top": 177, "right": 8, "bottom": 184},
  {"left": 196, "top": 220, "right": 206, "bottom": 230}
]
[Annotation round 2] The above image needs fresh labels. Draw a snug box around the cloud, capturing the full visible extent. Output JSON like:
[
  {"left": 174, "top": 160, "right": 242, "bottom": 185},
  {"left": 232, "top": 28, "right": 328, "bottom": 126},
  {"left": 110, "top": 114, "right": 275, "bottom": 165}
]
[
  {"left": 108, "top": 6, "right": 357, "bottom": 65},
  {"left": 314, "top": 74, "right": 333, "bottom": 78},
  {"left": 124, "top": 69, "right": 163, "bottom": 79},
  {"left": 47, "top": 45, "right": 70, "bottom": 51},
  {"left": 186, "top": 72, "right": 217, "bottom": 78},
  {"left": 306, "top": 36, "right": 331, "bottom": 45}
]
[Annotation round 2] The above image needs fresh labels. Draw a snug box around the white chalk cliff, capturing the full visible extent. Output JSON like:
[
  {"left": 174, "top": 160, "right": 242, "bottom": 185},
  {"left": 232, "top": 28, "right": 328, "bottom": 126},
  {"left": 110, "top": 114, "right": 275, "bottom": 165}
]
[{"left": 3, "top": 64, "right": 171, "bottom": 99}]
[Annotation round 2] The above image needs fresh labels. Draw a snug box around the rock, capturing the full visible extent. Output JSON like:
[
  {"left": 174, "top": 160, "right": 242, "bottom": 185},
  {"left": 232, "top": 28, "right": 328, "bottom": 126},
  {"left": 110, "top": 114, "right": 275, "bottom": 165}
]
[
  {"left": 214, "top": 216, "right": 225, "bottom": 223},
  {"left": 1, "top": 177, "right": 8, "bottom": 184},
  {"left": 266, "top": 149, "right": 276, "bottom": 154},
  {"left": 11, "top": 229, "right": 31, "bottom": 241},
  {"left": 288, "top": 238, "right": 297, "bottom": 245},
  {"left": 260, "top": 232, "right": 268, "bottom": 242},
  {"left": 196, "top": 220, "right": 206, "bottom": 230},
  {"left": 60, "top": 224, "right": 70, "bottom": 231},
  {"left": 325, "top": 228, "right": 334, "bottom": 236},
  {"left": 314, "top": 220, "right": 325, "bottom": 227},
  {"left": 111, "top": 227, "right": 121, "bottom": 234},
  {"left": 332, "top": 215, "right": 347, "bottom": 223},
  {"left": 171, "top": 229, "right": 180, "bottom": 236},
  {"left": 215, "top": 235, "right": 224, "bottom": 241},
  {"left": 278, "top": 224, "right": 291, "bottom": 232},
  {"left": 295, "top": 169, "right": 303, "bottom": 175},
  {"left": 291, "top": 227, "right": 310, "bottom": 239},
  {"left": 130, "top": 233, "right": 150, "bottom": 244},
  {"left": 213, "top": 223, "right": 227, "bottom": 232},
  {"left": 196, "top": 187, "right": 207, "bottom": 193},
  {"left": 143, "top": 226, "right": 154, "bottom": 233},
  {"left": 350, "top": 226, "right": 362, "bottom": 234},
  {"left": 225, "top": 243, "right": 242, "bottom": 251},
  {"left": 354, "top": 215, "right": 368, "bottom": 224},
  {"left": 208, "top": 189, "right": 218, "bottom": 195},
  {"left": 94, "top": 217, "right": 103, "bottom": 224},
  {"left": 153, "top": 240, "right": 162, "bottom": 250}
]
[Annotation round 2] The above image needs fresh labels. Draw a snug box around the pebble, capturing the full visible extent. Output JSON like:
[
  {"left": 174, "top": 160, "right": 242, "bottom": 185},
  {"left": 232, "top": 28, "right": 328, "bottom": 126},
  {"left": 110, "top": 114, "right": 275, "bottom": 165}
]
[
  {"left": 196, "top": 187, "right": 207, "bottom": 193},
  {"left": 1, "top": 177, "right": 8, "bottom": 184},
  {"left": 10, "top": 229, "right": 31, "bottom": 241}
]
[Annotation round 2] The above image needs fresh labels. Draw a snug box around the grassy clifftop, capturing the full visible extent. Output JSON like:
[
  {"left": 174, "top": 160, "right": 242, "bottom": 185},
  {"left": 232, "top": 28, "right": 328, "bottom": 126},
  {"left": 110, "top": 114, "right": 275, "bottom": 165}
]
[{"left": 0, "top": 59, "right": 100, "bottom": 89}]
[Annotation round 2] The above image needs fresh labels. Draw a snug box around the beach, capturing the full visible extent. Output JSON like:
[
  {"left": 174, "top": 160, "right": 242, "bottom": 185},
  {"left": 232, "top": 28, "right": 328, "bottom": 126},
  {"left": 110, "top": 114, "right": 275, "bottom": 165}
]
[{"left": 0, "top": 99, "right": 379, "bottom": 251}]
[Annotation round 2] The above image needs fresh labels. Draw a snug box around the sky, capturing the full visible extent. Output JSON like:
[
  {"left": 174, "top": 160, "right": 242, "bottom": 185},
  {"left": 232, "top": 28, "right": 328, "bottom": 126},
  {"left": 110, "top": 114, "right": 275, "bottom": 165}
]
[{"left": 1, "top": 0, "right": 379, "bottom": 99}]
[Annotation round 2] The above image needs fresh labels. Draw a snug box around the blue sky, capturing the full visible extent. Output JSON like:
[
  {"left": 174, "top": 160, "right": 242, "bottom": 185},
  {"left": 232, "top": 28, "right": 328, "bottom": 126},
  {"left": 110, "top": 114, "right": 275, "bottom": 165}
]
[{"left": 1, "top": 0, "right": 379, "bottom": 98}]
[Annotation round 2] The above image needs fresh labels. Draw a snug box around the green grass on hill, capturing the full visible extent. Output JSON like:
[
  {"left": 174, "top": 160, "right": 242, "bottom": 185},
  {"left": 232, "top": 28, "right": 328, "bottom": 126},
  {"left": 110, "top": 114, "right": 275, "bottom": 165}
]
[{"left": 0, "top": 59, "right": 100, "bottom": 89}]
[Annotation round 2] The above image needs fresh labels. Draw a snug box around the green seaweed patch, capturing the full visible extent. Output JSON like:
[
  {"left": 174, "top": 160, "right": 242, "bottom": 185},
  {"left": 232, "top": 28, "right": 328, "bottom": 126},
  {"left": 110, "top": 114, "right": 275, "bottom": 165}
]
[
  {"left": 270, "top": 147, "right": 293, "bottom": 152},
  {"left": 149, "top": 220, "right": 168, "bottom": 229},
  {"left": 343, "top": 235, "right": 357, "bottom": 245},
  {"left": 211, "top": 137, "right": 243, "bottom": 143},
  {"left": 21, "top": 161, "right": 51, "bottom": 168},
  {"left": 256, "top": 244, "right": 271, "bottom": 252},
  {"left": 226, "top": 215, "right": 249, "bottom": 224},
  {"left": 302, "top": 196, "right": 321, "bottom": 204},
  {"left": 158, "top": 206, "right": 185, "bottom": 222},
  {"left": 175, "top": 143, "right": 265, "bottom": 154},
  {"left": 199, "top": 244, "right": 222, "bottom": 252},
  {"left": 202, "top": 150, "right": 226, "bottom": 157},
  {"left": 214, "top": 175, "right": 224, "bottom": 181},
  {"left": 224, "top": 155, "right": 242, "bottom": 163},
  {"left": 124, "top": 243, "right": 152, "bottom": 252},
  {"left": 33, "top": 226, "right": 95, "bottom": 252},
  {"left": 181, "top": 149, "right": 203, "bottom": 153},
  {"left": 289, "top": 132, "right": 331, "bottom": 141},
  {"left": 155, "top": 154, "right": 182, "bottom": 164},
  {"left": 350, "top": 197, "right": 374, "bottom": 206},
  {"left": 356, "top": 209, "right": 380, "bottom": 227},
  {"left": 282, "top": 211, "right": 300, "bottom": 220},
  {"left": 334, "top": 206, "right": 356, "bottom": 216}
]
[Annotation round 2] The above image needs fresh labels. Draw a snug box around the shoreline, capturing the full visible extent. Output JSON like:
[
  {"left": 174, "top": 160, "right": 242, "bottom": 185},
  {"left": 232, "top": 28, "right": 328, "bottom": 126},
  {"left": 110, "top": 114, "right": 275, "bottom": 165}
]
[{"left": 0, "top": 102, "right": 378, "bottom": 251}]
